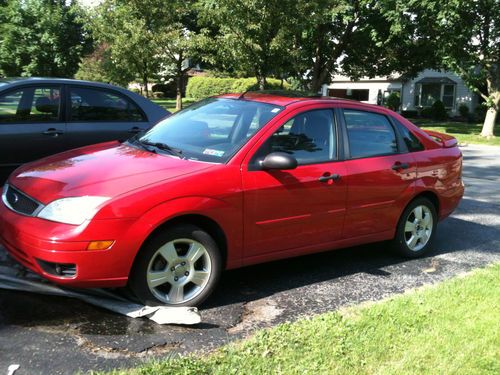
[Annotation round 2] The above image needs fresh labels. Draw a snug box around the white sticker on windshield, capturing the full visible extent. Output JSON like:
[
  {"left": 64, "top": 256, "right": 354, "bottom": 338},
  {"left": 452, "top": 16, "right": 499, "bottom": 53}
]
[
  {"left": 271, "top": 108, "right": 280, "bottom": 113},
  {"left": 203, "top": 149, "right": 225, "bottom": 157}
]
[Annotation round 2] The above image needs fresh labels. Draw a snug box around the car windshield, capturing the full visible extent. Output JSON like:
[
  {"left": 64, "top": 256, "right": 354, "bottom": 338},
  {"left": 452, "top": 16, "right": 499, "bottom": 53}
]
[{"left": 134, "top": 98, "right": 283, "bottom": 163}]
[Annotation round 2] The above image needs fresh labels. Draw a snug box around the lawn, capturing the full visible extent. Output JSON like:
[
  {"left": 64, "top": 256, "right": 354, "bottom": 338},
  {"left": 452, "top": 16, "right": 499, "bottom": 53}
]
[
  {"left": 103, "top": 263, "right": 500, "bottom": 375},
  {"left": 153, "top": 98, "right": 197, "bottom": 113},
  {"left": 410, "top": 119, "right": 500, "bottom": 146}
]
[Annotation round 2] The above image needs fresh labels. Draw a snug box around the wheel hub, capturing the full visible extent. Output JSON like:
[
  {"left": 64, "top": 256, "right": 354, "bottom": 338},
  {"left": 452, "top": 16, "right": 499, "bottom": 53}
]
[{"left": 171, "top": 261, "right": 190, "bottom": 281}]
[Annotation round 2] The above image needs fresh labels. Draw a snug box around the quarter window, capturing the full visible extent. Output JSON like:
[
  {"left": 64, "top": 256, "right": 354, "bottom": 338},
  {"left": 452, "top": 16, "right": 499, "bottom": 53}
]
[
  {"left": 69, "top": 87, "right": 145, "bottom": 122},
  {"left": 0, "top": 86, "right": 61, "bottom": 123},
  {"left": 344, "top": 110, "right": 398, "bottom": 158},
  {"left": 255, "top": 109, "right": 336, "bottom": 165},
  {"left": 393, "top": 118, "right": 424, "bottom": 152}
]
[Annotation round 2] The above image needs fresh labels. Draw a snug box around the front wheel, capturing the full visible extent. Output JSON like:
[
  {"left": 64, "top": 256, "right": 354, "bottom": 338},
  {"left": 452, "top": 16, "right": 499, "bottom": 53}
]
[
  {"left": 392, "top": 197, "right": 437, "bottom": 258},
  {"left": 129, "top": 224, "right": 222, "bottom": 307}
]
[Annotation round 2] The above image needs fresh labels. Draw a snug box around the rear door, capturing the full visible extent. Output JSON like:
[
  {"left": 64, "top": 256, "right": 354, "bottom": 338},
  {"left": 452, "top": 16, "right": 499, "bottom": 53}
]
[
  {"left": 340, "top": 108, "right": 417, "bottom": 239},
  {"left": 0, "top": 84, "right": 66, "bottom": 169},
  {"left": 65, "top": 85, "right": 150, "bottom": 149}
]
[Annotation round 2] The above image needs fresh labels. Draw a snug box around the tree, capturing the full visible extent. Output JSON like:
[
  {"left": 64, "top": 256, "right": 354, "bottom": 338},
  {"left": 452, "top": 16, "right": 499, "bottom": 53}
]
[
  {"left": 75, "top": 44, "right": 134, "bottom": 87},
  {"left": 197, "top": 0, "right": 297, "bottom": 90},
  {"left": 435, "top": 0, "right": 499, "bottom": 137},
  {"left": 92, "top": 0, "right": 197, "bottom": 109},
  {"left": 0, "top": 0, "right": 90, "bottom": 78},
  {"left": 385, "top": 0, "right": 499, "bottom": 137}
]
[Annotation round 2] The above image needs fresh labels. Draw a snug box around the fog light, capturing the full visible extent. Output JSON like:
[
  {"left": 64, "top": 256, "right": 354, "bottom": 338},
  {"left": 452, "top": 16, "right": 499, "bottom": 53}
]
[{"left": 87, "top": 240, "right": 114, "bottom": 250}]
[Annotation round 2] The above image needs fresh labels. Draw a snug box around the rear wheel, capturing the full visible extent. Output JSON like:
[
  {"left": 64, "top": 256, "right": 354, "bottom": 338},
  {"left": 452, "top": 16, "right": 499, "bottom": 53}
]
[
  {"left": 129, "top": 224, "right": 222, "bottom": 307},
  {"left": 392, "top": 197, "right": 437, "bottom": 258}
]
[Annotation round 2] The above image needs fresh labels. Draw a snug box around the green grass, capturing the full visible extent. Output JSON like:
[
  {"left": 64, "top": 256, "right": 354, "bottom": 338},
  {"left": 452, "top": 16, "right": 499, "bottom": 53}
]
[
  {"left": 103, "top": 263, "right": 500, "bottom": 375},
  {"left": 411, "top": 119, "right": 500, "bottom": 146},
  {"left": 152, "top": 98, "right": 197, "bottom": 113}
]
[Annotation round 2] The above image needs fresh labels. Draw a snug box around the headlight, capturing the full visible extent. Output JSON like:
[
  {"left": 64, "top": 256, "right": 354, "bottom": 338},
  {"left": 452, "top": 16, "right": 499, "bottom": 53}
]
[{"left": 37, "top": 196, "right": 110, "bottom": 225}]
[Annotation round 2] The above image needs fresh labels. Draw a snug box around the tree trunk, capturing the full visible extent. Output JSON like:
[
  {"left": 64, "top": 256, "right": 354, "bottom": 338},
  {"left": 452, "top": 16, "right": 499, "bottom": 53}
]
[
  {"left": 257, "top": 75, "right": 266, "bottom": 91},
  {"left": 480, "top": 105, "right": 497, "bottom": 138},
  {"left": 143, "top": 75, "right": 149, "bottom": 98},
  {"left": 176, "top": 75, "right": 183, "bottom": 111}
]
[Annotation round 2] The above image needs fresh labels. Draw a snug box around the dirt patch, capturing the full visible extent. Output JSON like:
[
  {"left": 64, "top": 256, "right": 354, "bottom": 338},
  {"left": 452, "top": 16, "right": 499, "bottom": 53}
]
[{"left": 228, "top": 299, "right": 283, "bottom": 334}]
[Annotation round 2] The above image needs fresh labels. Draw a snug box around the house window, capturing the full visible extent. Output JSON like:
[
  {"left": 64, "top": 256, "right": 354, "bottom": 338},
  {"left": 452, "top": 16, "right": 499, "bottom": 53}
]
[{"left": 414, "top": 79, "right": 456, "bottom": 109}]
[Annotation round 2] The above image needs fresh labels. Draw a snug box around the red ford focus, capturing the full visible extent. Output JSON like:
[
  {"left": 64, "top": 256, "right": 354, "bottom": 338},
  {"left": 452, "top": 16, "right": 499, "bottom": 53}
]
[{"left": 0, "top": 93, "right": 463, "bottom": 306}]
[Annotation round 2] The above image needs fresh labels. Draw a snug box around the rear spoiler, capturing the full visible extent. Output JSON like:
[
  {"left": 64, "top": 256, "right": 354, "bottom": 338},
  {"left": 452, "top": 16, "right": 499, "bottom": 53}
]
[{"left": 423, "top": 130, "right": 458, "bottom": 148}]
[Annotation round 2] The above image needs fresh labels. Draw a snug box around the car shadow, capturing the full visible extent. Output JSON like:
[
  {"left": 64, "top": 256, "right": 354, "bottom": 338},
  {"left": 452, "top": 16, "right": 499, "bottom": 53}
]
[
  {"left": 204, "top": 198, "right": 500, "bottom": 310},
  {"left": 0, "top": 198, "right": 498, "bottom": 335}
]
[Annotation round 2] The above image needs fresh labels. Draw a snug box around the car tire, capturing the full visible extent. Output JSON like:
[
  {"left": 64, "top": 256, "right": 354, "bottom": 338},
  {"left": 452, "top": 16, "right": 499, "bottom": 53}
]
[
  {"left": 129, "top": 224, "right": 222, "bottom": 307},
  {"left": 392, "top": 197, "right": 437, "bottom": 258}
]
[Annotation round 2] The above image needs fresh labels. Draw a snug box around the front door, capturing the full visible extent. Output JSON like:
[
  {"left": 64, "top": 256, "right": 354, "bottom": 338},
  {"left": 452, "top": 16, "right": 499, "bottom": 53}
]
[{"left": 241, "top": 108, "right": 347, "bottom": 261}]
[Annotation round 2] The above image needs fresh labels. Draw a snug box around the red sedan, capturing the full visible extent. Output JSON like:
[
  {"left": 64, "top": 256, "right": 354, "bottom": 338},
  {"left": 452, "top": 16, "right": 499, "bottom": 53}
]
[{"left": 0, "top": 93, "right": 464, "bottom": 306}]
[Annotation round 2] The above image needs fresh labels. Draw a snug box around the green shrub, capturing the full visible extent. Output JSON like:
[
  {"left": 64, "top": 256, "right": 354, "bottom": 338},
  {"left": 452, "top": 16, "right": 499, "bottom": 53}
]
[
  {"left": 385, "top": 92, "right": 401, "bottom": 111},
  {"left": 401, "top": 110, "right": 419, "bottom": 118},
  {"left": 420, "top": 107, "right": 433, "bottom": 118},
  {"left": 430, "top": 100, "right": 448, "bottom": 120},
  {"left": 186, "top": 77, "right": 287, "bottom": 100},
  {"left": 474, "top": 104, "right": 487, "bottom": 122},
  {"left": 458, "top": 103, "right": 469, "bottom": 118}
]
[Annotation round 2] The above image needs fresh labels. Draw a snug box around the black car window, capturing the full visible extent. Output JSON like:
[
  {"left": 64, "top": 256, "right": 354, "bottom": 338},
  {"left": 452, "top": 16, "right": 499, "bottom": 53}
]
[
  {"left": 254, "top": 109, "right": 336, "bottom": 165},
  {"left": 0, "top": 86, "right": 61, "bottom": 123},
  {"left": 69, "top": 87, "right": 146, "bottom": 122},
  {"left": 344, "top": 110, "right": 398, "bottom": 159},
  {"left": 393, "top": 117, "right": 425, "bottom": 152}
]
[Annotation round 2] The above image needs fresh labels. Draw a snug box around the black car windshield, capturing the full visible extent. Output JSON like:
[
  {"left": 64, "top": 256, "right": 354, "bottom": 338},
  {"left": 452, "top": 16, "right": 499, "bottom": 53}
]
[{"left": 135, "top": 98, "right": 283, "bottom": 163}]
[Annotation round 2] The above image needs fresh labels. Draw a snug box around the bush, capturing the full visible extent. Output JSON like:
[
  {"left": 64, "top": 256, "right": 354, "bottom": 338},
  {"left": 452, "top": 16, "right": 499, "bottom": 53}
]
[
  {"left": 474, "top": 104, "right": 487, "bottom": 122},
  {"left": 401, "top": 110, "right": 419, "bottom": 118},
  {"left": 186, "top": 77, "right": 287, "bottom": 100},
  {"left": 430, "top": 100, "right": 448, "bottom": 120},
  {"left": 385, "top": 92, "right": 401, "bottom": 111},
  {"left": 458, "top": 103, "right": 470, "bottom": 118}
]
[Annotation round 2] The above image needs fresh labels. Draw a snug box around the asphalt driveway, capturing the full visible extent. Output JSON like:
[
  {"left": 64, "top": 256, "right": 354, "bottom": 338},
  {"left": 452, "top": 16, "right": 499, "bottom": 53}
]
[{"left": 1, "top": 144, "right": 499, "bottom": 374}]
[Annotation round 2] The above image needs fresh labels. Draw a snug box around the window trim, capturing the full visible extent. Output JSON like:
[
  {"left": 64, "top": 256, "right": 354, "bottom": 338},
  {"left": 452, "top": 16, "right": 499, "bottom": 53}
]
[
  {"left": 340, "top": 108, "right": 405, "bottom": 160},
  {"left": 248, "top": 108, "right": 340, "bottom": 171},
  {"left": 66, "top": 85, "right": 148, "bottom": 123},
  {"left": 0, "top": 84, "right": 64, "bottom": 124}
]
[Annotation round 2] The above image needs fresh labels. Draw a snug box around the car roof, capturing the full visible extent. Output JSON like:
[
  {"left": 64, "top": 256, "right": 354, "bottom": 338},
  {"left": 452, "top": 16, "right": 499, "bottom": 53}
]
[
  {"left": 0, "top": 77, "right": 170, "bottom": 122},
  {"left": 217, "top": 92, "right": 376, "bottom": 109},
  {"left": 0, "top": 77, "right": 125, "bottom": 90}
]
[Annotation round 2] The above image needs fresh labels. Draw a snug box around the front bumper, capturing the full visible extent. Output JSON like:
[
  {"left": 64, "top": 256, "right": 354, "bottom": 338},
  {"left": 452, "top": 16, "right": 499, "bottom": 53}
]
[{"left": 0, "top": 201, "right": 141, "bottom": 288}]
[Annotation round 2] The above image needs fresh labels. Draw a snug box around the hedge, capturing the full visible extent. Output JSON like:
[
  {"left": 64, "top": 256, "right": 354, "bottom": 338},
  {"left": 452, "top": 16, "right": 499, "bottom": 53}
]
[{"left": 186, "top": 77, "right": 287, "bottom": 100}]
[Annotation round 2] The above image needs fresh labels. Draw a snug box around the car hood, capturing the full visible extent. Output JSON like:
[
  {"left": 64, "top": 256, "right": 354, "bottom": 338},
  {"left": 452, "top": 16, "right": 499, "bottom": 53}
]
[{"left": 8, "top": 141, "right": 214, "bottom": 204}]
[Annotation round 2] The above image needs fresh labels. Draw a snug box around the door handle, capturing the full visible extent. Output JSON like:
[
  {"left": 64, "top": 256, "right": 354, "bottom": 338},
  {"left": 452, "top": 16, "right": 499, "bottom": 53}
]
[
  {"left": 319, "top": 173, "right": 341, "bottom": 182},
  {"left": 392, "top": 162, "right": 409, "bottom": 170},
  {"left": 42, "top": 128, "right": 63, "bottom": 137},
  {"left": 128, "top": 126, "right": 141, "bottom": 133}
]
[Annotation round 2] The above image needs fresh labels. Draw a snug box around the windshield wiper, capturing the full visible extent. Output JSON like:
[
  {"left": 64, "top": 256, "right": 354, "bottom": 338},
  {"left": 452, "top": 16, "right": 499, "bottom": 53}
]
[{"left": 140, "top": 139, "right": 184, "bottom": 159}]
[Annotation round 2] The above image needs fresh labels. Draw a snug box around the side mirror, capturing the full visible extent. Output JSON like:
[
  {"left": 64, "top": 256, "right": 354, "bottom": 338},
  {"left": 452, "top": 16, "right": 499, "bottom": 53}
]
[{"left": 260, "top": 152, "right": 298, "bottom": 170}]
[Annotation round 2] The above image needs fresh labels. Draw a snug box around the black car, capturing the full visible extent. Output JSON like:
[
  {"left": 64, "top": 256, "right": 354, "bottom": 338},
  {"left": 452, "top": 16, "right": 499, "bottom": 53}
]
[{"left": 0, "top": 78, "right": 170, "bottom": 180}]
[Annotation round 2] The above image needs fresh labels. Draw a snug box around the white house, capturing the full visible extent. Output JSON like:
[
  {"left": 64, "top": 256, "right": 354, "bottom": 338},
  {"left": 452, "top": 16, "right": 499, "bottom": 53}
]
[{"left": 321, "top": 69, "right": 478, "bottom": 116}]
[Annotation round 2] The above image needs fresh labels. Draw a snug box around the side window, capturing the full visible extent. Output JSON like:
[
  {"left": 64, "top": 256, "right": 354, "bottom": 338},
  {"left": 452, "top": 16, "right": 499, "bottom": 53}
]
[
  {"left": 344, "top": 110, "right": 398, "bottom": 158},
  {"left": 393, "top": 118, "right": 425, "bottom": 152},
  {"left": 69, "top": 87, "right": 146, "bottom": 122},
  {"left": 254, "top": 109, "right": 336, "bottom": 165},
  {"left": 0, "top": 86, "right": 61, "bottom": 123}
]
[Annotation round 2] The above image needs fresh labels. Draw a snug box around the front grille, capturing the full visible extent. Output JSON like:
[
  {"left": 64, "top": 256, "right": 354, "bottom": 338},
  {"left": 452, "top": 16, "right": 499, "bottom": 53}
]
[{"left": 2, "top": 184, "right": 41, "bottom": 216}]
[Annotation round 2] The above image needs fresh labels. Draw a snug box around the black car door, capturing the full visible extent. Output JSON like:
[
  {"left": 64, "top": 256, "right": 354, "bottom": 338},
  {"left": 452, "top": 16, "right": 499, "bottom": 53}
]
[
  {"left": 0, "top": 84, "right": 66, "bottom": 172},
  {"left": 65, "top": 85, "right": 151, "bottom": 149}
]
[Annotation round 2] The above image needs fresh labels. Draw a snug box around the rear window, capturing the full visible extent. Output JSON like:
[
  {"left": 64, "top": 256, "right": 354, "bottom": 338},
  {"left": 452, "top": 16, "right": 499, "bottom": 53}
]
[
  {"left": 69, "top": 87, "right": 146, "bottom": 122},
  {"left": 344, "top": 109, "right": 398, "bottom": 158}
]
